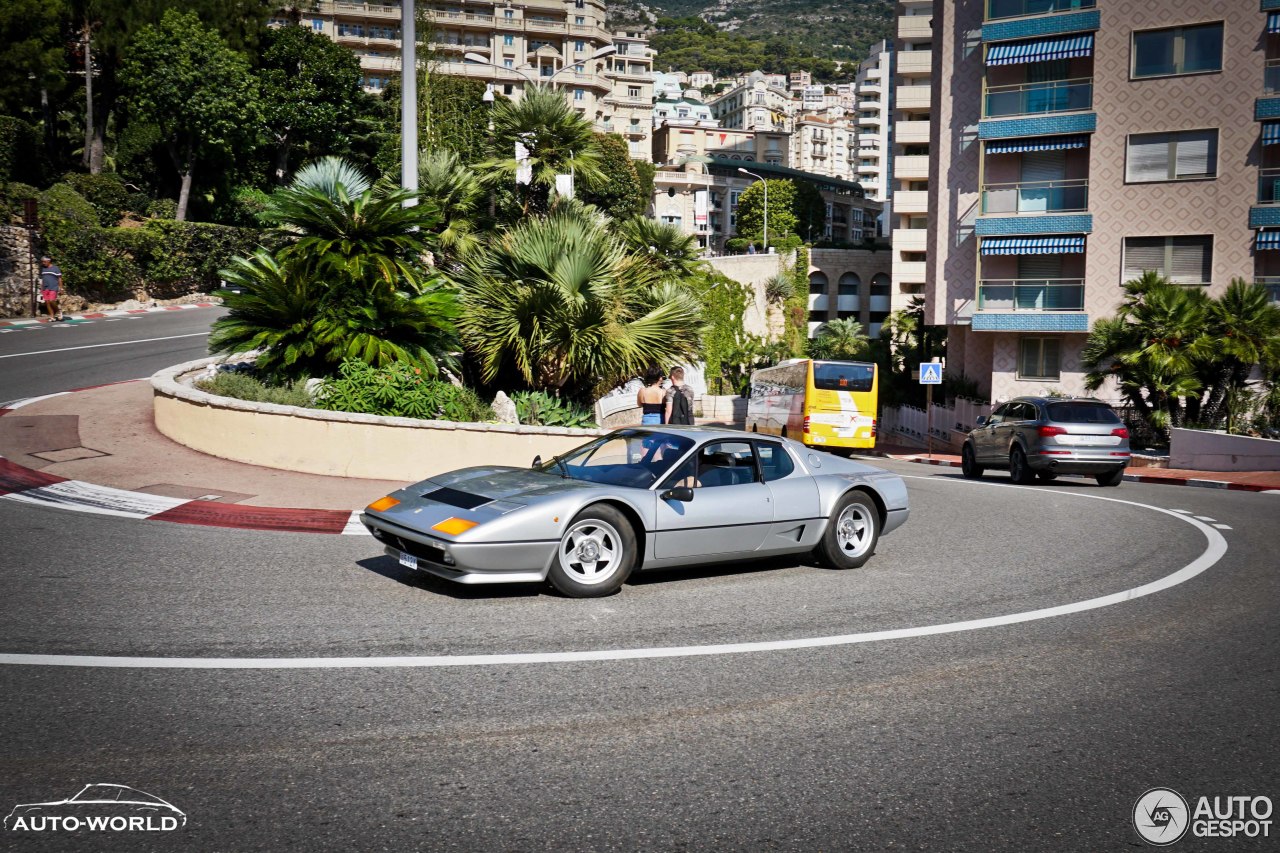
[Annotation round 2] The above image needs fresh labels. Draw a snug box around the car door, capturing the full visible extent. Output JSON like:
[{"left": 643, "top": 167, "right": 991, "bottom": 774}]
[
  {"left": 753, "top": 439, "right": 821, "bottom": 554},
  {"left": 1001, "top": 401, "right": 1035, "bottom": 457},
  {"left": 974, "top": 403, "right": 1010, "bottom": 463},
  {"left": 652, "top": 440, "right": 774, "bottom": 558}
]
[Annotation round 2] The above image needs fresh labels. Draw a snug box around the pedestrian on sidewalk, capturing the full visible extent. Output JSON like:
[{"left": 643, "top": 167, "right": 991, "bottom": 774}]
[
  {"left": 637, "top": 366, "right": 666, "bottom": 425},
  {"left": 664, "top": 366, "right": 695, "bottom": 425},
  {"left": 39, "top": 256, "right": 64, "bottom": 321}
]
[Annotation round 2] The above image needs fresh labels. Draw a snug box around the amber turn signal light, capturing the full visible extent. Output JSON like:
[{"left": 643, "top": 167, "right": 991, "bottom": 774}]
[
  {"left": 431, "top": 517, "right": 479, "bottom": 536},
  {"left": 367, "top": 496, "right": 400, "bottom": 512}
]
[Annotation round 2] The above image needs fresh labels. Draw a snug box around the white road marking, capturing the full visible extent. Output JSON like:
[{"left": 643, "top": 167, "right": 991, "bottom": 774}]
[
  {"left": 1194, "top": 515, "right": 1216, "bottom": 522},
  {"left": 2, "top": 391, "right": 70, "bottom": 409},
  {"left": 0, "top": 332, "right": 210, "bottom": 360},
  {"left": 0, "top": 480, "right": 1229, "bottom": 670},
  {"left": 1213, "top": 524, "right": 1232, "bottom": 530},
  {"left": 1170, "top": 509, "right": 1193, "bottom": 513},
  {"left": 342, "top": 511, "right": 372, "bottom": 536},
  {"left": 3, "top": 481, "right": 190, "bottom": 519}
]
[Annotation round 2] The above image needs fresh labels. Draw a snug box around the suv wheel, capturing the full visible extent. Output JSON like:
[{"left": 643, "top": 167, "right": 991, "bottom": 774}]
[
  {"left": 961, "top": 443, "right": 984, "bottom": 479},
  {"left": 1009, "top": 446, "right": 1035, "bottom": 485},
  {"left": 1095, "top": 468, "right": 1125, "bottom": 487}
]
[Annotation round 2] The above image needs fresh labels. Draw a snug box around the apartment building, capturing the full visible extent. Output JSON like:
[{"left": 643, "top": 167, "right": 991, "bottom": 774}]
[
  {"left": 791, "top": 115, "right": 856, "bottom": 183},
  {"left": 890, "top": 1, "right": 934, "bottom": 313},
  {"left": 926, "top": 0, "right": 1269, "bottom": 402},
  {"left": 852, "top": 39, "right": 894, "bottom": 212},
  {"left": 708, "top": 75, "right": 794, "bottom": 131},
  {"left": 292, "top": 0, "right": 654, "bottom": 159}
]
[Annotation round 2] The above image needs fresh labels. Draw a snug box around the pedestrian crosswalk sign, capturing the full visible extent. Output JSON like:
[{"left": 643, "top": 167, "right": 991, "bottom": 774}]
[{"left": 919, "top": 363, "right": 942, "bottom": 385}]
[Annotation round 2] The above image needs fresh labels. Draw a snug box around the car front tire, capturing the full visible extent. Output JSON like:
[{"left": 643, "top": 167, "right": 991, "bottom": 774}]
[
  {"left": 1095, "top": 467, "right": 1125, "bottom": 487},
  {"left": 1009, "top": 446, "right": 1035, "bottom": 485},
  {"left": 814, "top": 491, "right": 880, "bottom": 570},
  {"left": 548, "top": 505, "right": 637, "bottom": 597},
  {"left": 961, "top": 443, "right": 984, "bottom": 479}
]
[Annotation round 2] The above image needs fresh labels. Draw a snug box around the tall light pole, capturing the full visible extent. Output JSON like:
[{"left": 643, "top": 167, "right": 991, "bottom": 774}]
[
  {"left": 738, "top": 167, "right": 768, "bottom": 251},
  {"left": 400, "top": 0, "right": 418, "bottom": 205}
]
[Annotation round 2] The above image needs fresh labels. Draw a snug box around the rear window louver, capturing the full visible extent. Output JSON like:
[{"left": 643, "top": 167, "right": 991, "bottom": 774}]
[{"left": 423, "top": 487, "right": 491, "bottom": 510}]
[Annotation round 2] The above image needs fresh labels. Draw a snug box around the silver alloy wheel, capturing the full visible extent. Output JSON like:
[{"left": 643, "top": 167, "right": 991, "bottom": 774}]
[
  {"left": 557, "top": 519, "right": 624, "bottom": 586},
  {"left": 834, "top": 503, "right": 874, "bottom": 559}
]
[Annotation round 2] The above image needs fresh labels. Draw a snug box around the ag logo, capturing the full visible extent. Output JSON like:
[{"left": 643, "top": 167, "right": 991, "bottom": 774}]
[{"left": 1134, "top": 788, "right": 1190, "bottom": 846}]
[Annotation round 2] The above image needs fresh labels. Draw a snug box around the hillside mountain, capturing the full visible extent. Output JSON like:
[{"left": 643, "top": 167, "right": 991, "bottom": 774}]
[{"left": 608, "top": 0, "right": 894, "bottom": 72}]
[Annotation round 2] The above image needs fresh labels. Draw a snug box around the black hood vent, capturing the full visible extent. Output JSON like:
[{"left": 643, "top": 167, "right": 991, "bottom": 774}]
[{"left": 423, "top": 487, "right": 491, "bottom": 510}]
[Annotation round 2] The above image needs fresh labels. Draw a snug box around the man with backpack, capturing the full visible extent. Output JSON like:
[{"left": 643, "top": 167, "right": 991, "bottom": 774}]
[{"left": 664, "top": 366, "right": 696, "bottom": 426}]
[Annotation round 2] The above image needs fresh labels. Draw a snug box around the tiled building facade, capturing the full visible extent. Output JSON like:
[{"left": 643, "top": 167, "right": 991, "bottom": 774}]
[{"left": 926, "top": 0, "right": 1276, "bottom": 402}]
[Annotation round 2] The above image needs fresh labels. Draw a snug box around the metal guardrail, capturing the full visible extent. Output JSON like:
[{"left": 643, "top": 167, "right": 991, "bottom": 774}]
[
  {"left": 978, "top": 279, "right": 1086, "bottom": 311},
  {"left": 981, "top": 179, "right": 1088, "bottom": 215},
  {"left": 985, "top": 0, "right": 1095, "bottom": 22},
  {"left": 984, "top": 78, "right": 1093, "bottom": 118}
]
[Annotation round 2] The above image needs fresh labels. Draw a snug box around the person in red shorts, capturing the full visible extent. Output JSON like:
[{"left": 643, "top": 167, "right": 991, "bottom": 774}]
[{"left": 39, "top": 255, "right": 64, "bottom": 321}]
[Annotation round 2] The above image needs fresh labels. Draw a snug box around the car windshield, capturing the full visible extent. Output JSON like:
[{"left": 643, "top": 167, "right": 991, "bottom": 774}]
[
  {"left": 812, "top": 361, "right": 874, "bottom": 392},
  {"left": 536, "top": 430, "right": 695, "bottom": 489},
  {"left": 72, "top": 786, "right": 122, "bottom": 803},
  {"left": 1047, "top": 402, "right": 1121, "bottom": 424}
]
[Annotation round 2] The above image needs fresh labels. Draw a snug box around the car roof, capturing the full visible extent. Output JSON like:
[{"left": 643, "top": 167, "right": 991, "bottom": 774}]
[
  {"left": 621, "top": 424, "right": 779, "bottom": 440},
  {"left": 1009, "top": 396, "right": 1113, "bottom": 407}
]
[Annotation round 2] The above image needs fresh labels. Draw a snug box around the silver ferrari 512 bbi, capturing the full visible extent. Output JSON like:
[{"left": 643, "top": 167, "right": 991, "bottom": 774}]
[{"left": 361, "top": 426, "right": 910, "bottom": 597}]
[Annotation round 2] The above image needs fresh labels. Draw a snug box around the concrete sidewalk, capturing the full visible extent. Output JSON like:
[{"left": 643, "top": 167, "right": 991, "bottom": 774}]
[{"left": 1, "top": 382, "right": 1276, "bottom": 536}]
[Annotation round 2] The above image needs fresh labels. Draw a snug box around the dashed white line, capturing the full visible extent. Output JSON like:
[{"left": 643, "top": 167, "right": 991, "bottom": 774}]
[
  {"left": 0, "top": 482, "right": 1228, "bottom": 670},
  {"left": 1194, "top": 515, "right": 1216, "bottom": 522},
  {"left": 0, "top": 332, "right": 210, "bottom": 360},
  {"left": 1212, "top": 523, "right": 1232, "bottom": 530}
]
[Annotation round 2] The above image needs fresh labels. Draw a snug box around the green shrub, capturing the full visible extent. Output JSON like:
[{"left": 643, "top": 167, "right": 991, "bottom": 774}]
[
  {"left": 314, "top": 359, "right": 493, "bottom": 422},
  {"left": 1, "top": 181, "right": 40, "bottom": 223},
  {"left": 215, "top": 185, "right": 272, "bottom": 228},
  {"left": 196, "top": 370, "right": 312, "bottom": 407},
  {"left": 39, "top": 184, "right": 142, "bottom": 301},
  {"left": 147, "top": 198, "right": 177, "bottom": 219},
  {"left": 511, "top": 390, "right": 596, "bottom": 428},
  {"left": 62, "top": 172, "right": 130, "bottom": 227},
  {"left": 136, "top": 219, "right": 260, "bottom": 296}
]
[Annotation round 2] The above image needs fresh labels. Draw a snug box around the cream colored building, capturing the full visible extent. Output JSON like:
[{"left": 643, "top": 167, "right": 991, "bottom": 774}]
[
  {"left": 852, "top": 39, "right": 892, "bottom": 210},
  {"left": 708, "top": 76, "right": 794, "bottom": 132},
  {"left": 291, "top": 0, "right": 654, "bottom": 159},
  {"left": 889, "top": 0, "right": 934, "bottom": 321}
]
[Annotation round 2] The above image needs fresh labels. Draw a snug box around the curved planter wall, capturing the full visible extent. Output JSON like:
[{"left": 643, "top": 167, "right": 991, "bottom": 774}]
[{"left": 152, "top": 358, "right": 608, "bottom": 481}]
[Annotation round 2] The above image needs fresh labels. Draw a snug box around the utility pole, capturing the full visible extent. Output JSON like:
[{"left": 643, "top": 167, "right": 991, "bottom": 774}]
[
  {"left": 82, "top": 19, "right": 94, "bottom": 172},
  {"left": 400, "top": 0, "right": 418, "bottom": 205}
]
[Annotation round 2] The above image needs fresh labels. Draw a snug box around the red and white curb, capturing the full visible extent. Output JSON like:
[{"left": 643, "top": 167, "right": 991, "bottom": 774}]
[
  {"left": 0, "top": 391, "right": 371, "bottom": 535},
  {"left": 0, "top": 302, "right": 218, "bottom": 331},
  {"left": 881, "top": 453, "right": 1280, "bottom": 493}
]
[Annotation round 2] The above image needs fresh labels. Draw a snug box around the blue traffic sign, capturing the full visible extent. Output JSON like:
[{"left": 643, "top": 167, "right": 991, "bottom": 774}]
[{"left": 919, "top": 363, "right": 943, "bottom": 385}]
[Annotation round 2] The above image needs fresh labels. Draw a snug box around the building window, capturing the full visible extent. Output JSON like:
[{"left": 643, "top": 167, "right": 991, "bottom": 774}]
[
  {"left": 575, "top": 15, "right": 585, "bottom": 25},
  {"left": 1132, "top": 23, "right": 1223, "bottom": 78},
  {"left": 503, "top": 9, "right": 514, "bottom": 18},
  {"left": 1122, "top": 236, "right": 1213, "bottom": 285},
  {"left": 628, "top": 86, "right": 641, "bottom": 98},
  {"left": 1018, "top": 338, "right": 1061, "bottom": 381},
  {"left": 311, "top": 19, "right": 324, "bottom": 32},
  {"left": 575, "top": 40, "right": 585, "bottom": 52},
  {"left": 574, "top": 88, "right": 584, "bottom": 100},
  {"left": 504, "top": 35, "right": 513, "bottom": 46},
  {"left": 1126, "top": 129, "right": 1217, "bottom": 182},
  {"left": 504, "top": 59, "right": 513, "bottom": 68}
]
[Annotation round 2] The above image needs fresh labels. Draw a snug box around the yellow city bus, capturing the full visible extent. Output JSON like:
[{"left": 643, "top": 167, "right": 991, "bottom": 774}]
[{"left": 745, "top": 359, "right": 878, "bottom": 451}]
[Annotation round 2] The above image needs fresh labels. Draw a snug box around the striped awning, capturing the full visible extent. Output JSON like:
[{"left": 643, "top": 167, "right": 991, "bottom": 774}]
[
  {"left": 1264, "top": 122, "right": 1280, "bottom": 146},
  {"left": 981, "top": 236, "right": 1086, "bottom": 255},
  {"left": 1256, "top": 231, "right": 1280, "bottom": 250},
  {"left": 985, "top": 135, "right": 1089, "bottom": 154},
  {"left": 1269, "top": 12, "right": 1280, "bottom": 34},
  {"left": 986, "top": 34, "right": 1094, "bottom": 65}
]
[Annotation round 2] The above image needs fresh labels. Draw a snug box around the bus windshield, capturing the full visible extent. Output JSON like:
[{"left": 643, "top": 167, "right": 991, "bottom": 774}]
[{"left": 812, "top": 361, "right": 875, "bottom": 393}]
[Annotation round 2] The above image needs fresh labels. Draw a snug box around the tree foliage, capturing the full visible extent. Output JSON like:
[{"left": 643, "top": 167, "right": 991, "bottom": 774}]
[
  {"left": 736, "top": 179, "right": 798, "bottom": 245},
  {"left": 579, "top": 133, "right": 645, "bottom": 221}
]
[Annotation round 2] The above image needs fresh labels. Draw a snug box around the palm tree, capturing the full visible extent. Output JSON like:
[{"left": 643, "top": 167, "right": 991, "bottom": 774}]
[
  {"left": 265, "top": 156, "right": 441, "bottom": 293},
  {"left": 617, "top": 216, "right": 702, "bottom": 279},
  {"left": 1199, "top": 278, "right": 1280, "bottom": 428},
  {"left": 476, "top": 85, "right": 604, "bottom": 217},
  {"left": 418, "top": 148, "right": 485, "bottom": 265},
  {"left": 455, "top": 212, "right": 704, "bottom": 398},
  {"left": 810, "top": 318, "right": 872, "bottom": 360}
]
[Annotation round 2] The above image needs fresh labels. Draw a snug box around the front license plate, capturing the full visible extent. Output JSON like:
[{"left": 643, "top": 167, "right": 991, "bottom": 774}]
[{"left": 398, "top": 551, "right": 417, "bottom": 570}]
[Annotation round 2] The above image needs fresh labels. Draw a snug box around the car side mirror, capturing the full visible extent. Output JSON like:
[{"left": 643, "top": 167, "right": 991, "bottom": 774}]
[
  {"left": 531, "top": 455, "right": 542, "bottom": 468},
  {"left": 975, "top": 416, "right": 987, "bottom": 427},
  {"left": 660, "top": 486, "right": 694, "bottom": 502}
]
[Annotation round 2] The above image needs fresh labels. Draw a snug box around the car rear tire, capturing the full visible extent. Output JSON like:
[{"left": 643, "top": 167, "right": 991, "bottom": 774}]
[
  {"left": 1095, "top": 468, "right": 1125, "bottom": 487},
  {"left": 1009, "top": 446, "right": 1035, "bottom": 485},
  {"left": 548, "top": 505, "right": 636, "bottom": 597},
  {"left": 961, "top": 444, "right": 984, "bottom": 479},
  {"left": 813, "top": 491, "right": 879, "bottom": 570}
]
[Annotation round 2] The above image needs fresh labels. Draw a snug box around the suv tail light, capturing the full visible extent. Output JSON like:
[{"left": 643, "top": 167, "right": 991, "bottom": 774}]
[
  {"left": 1037, "top": 425, "right": 1067, "bottom": 437},
  {"left": 1111, "top": 427, "right": 1129, "bottom": 439}
]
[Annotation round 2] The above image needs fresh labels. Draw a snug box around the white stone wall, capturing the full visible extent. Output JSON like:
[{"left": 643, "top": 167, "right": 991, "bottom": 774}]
[{"left": 0, "top": 225, "right": 36, "bottom": 318}]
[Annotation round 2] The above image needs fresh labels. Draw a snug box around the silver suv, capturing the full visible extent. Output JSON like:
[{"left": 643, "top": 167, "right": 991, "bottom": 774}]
[{"left": 961, "top": 397, "right": 1131, "bottom": 487}]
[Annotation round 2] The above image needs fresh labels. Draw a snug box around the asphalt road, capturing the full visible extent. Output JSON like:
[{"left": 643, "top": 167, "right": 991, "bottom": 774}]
[{"left": 1, "top": 314, "right": 1277, "bottom": 851}]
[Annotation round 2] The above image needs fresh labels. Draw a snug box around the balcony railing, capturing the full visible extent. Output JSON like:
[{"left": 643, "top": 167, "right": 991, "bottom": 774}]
[
  {"left": 983, "top": 77, "right": 1093, "bottom": 118},
  {"left": 1255, "top": 278, "right": 1280, "bottom": 303},
  {"left": 1258, "top": 168, "right": 1280, "bottom": 204},
  {"left": 1267, "top": 59, "right": 1280, "bottom": 95},
  {"left": 978, "top": 279, "right": 1085, "bottom": 311},
  {"left": 985, "top": 0, "right": 1095, "bottom": 22},
  {"left": 981, "top": 178, "right": 1089, "bottom": 215}
]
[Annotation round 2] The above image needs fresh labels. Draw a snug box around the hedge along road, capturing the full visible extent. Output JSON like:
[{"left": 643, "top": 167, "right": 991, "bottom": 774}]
[
  {"left": 0, "top": 474, "right": 1228, "bottom": 668},
  {"left": 0, "top": 306, "right": 222, "bottom": 402}
]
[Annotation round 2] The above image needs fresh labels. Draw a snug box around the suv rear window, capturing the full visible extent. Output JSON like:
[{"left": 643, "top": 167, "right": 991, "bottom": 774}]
[
  {"left": 1046, "top": 402, "right": 1121, "bottom": 424},
  {"left": 812, "top": 362, "right": 874, "bottom": 392}
]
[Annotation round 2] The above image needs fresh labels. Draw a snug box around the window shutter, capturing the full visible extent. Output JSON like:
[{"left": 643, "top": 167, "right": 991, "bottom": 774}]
[
  {"left": 1042, "top": 339, "right": 1061, "bottom": 378},
  {"left": 1127, "top": 133, "right": 1171, "bottom": 182},
  {"left": 1169, "top": 237, "right": 1212, "bottom": 284},
  {"left": 1124, "top": 237, "right": 1168, "bottom": 280},
  {"left": 1173, "top": 130, "right": 1215, "bottom": 178}
]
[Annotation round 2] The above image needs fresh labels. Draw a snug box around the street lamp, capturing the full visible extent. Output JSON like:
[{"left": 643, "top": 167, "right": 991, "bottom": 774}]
[{"left": 738, "top": 167, "right": 768, "bottom": 251}]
